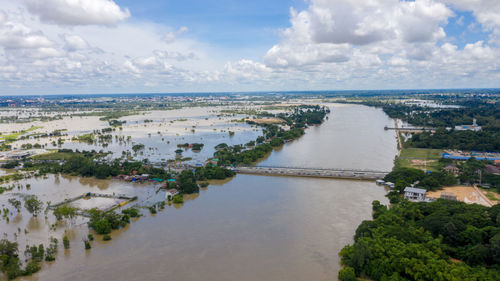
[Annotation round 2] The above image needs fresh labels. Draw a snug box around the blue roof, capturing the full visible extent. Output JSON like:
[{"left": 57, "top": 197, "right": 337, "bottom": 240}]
[{"left": 442, "top": 153, "right": 500, "bottom": 161}]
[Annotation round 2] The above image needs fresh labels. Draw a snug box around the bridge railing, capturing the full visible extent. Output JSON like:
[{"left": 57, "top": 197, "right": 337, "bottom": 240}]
[{"left": 232, "top": 165, "right": 390, "bottom": 174}]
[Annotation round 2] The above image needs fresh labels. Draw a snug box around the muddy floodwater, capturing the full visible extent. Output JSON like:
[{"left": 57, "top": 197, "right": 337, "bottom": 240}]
[{"left": 9, "top": 104, "right": 397, "bottom": 281}]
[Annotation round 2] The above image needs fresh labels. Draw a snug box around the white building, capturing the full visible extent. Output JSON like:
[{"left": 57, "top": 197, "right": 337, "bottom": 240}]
[
  {"left": 454, "top": 118, "right": 481, "bottom": 131},
  {"left": 165, "top": 189, "right": 179, "bottom": 200},
  {"left": 404, "top": 187, "right": 427, "bottom": 202}
]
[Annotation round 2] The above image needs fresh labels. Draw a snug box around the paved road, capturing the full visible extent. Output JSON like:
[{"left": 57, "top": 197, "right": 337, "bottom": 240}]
[{"left": 232, "top": 166, "right": 389, "bottom": 181}]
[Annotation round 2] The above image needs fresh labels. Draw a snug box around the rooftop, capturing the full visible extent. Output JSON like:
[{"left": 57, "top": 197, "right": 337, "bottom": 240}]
[{"left": 404, "top": 187, "right": 427, "bottom": 194}]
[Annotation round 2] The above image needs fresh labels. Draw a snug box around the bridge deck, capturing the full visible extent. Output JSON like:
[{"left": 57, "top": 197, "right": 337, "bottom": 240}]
[{"left": 232, "top": 166, "right": 389, "bottom": 181}]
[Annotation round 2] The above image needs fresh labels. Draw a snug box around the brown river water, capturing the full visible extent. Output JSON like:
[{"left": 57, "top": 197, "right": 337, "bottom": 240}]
[{"left": 4, "top": 103, "right": 397, "bottom": 281}]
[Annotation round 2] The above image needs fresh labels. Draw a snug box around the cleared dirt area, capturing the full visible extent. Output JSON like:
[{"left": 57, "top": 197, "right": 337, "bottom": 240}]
[{"left": 426, "top": 185, "right": 498, "bottom": 207}]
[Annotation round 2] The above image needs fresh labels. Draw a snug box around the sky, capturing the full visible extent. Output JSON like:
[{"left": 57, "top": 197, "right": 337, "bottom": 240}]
[{"left": 0, "top": 0, "right": 499, "bottom": 95}]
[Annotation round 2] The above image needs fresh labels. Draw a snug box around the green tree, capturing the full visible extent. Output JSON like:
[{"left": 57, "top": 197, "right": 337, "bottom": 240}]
[
  {"left": 338, "top": 267, "right": 357, "bottom": 281},
  {"left": 53, "top": 205, "right": 77, "bottom": 221},
  {"left": 24, "top": 196, "right": 43, "bottom": 217}
]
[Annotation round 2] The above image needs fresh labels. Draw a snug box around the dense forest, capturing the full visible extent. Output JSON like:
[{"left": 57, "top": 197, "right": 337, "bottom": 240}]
[
  {"left": 406, "top": 128, "right": 500, "bottom": 152},
  {"left": 339, "top": 200, "right": 500, "bottom": 281},
  {"left": 355, "top": 99, "right": 499, "bottom": 129}
]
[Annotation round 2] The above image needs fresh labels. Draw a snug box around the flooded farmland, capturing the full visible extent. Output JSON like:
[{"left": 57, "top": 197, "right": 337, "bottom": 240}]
[{"left": 0, "top": 103, "right": 398, "bottom": 281}]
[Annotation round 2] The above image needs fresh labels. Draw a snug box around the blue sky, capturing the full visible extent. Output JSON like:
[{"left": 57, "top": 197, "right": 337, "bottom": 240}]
[
  {"left": 443, "top": 10, "right": 490, "bottom": 49},
  {"left": 0, "top": 0, "right": 499, "bottom": 94},
  {"left": 115, "top": 0, "right": 307, "bottom": 59}
]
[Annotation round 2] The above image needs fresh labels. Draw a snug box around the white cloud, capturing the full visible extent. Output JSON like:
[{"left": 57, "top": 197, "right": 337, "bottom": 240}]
[
  {"left": 0, "top": 13, "right": 53, "bottom": 49},
  {"left": 0, "top": 0, "right": 499, "bottom": 93},
  {"left": 224, "top": 59, "right": 272, "bottom": 81},
  {"left": 258, "top": 0, "right": 500, "bottom": 89},
  {"left": 61, "top": 34, "right": 89, "bottom": 51},
  {"left": 24, "top": 0, "right": 130, "bottom": 26},
  {"left": 163, "top": 26, "right": 189, "bottom": 44}
]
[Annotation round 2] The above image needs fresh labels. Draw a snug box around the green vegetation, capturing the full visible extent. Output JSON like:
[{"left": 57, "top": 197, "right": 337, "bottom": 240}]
[
  {"left": 406, "top": 128, "right": 500, "bottom": 152},
  {"left": 29, "top": 151, "right": 170, "bottom": 180},
  {"left": 172, "top": 194, "right": 184, "bottom": 204},
  {"left": 62, "top": 235, "right": 70, "bottom": 249},
  {"left": 44, "top": 238, "right": 57, "bottom": 262},
  {"left": 53, "top": 205, "right": 77, "bottom": 221},
  {"left": 347, "top": 97, "right": 500, "bottom": 152},
  {"left": 23, "top": 196, "right": 43, "bottom": 217},
  {"left": 191, "top": 143, "right": 204, "bottom": 151},
  {"left": 98, "top": 111, "right": 136, "bottom": 121},
  {"left": 214, "top": 106, "right": 327, "bottom": 166},
  {"left": 177, "top": 170, "right": 199, "bottom": 194},
  {"left": 84, "top": 240, "right": 91, "bottom": 250},
  {"left": 132, "top": 144, "right": 145, "bottom": 152},
  {"left": 1, "top": 161, "right": 19, "bottom": 169},
  {"left": 399, "top": 148, "right": 443, "bottom": 159},
  {"left": 0, "top": 126, "right": 42, "bottom": 144},
  {"left": 395, "top": 148, "right": 444, "bottom": 172},
  {"left": 88, "top": 209, "right": 130, "bottom": 235},
  {"left": 339, "top": 200, "right": 500, "bottom": 281},
  {"left": 73, "top": 133, "right": 95, "bottom": 143},
  {"left": 31, "top": 149, "right": 109, "bottom": 161},
  {"left": 194, "top": 166, "right": 234, "bottom": 181},
  {"left": 108, "top": 119, "right": 126, "bottom": 127},
  {"left": 122, "top": 207, "right": 141, "bottom": 218},
  {"left": 383, "top": 167, "right": 456, "bottom": 192},
  {"left": 0, "top": 238, "right": 53, "bottom": 280}
]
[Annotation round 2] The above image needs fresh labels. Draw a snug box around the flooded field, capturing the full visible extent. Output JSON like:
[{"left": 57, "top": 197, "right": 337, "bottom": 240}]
[
  {"left": 3, "top": 106, "right": 267, "bottom": 163},
  {"left": 1, "top": 103, "right": 397, "bottom": 281}
]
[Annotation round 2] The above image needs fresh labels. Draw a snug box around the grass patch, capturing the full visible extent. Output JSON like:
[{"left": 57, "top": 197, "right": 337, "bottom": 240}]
[
  {"left": 396, "top": 148, "right": 444, "bottom": 172},
  {"left": 31, "top": 151, "right": 75, "bottom": 161},
  {"left": 399, "top": 148, "right": 443, "bottom": 159},
  {"left": 0, "top": 126, "right": 43, "bottom": 143}
]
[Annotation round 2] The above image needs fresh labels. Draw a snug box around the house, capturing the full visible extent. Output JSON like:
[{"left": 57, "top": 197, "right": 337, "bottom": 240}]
[
  {"left": 485, "top": 165, "right": 500, "bottom": 176},
  {"left": 165, "top": 189, "right": 179, "bottom": 200},
  {"left": 444, "top": 164, "right": 460, "bottom": 176},
  {"left": 404, "top": 187, "right": 427, "bottom": 202},
  {"left": 205, "top": 158, "right": 219, "bottom": 166}
]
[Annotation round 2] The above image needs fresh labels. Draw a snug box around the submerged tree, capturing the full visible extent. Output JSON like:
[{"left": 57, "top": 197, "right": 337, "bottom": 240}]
[{"left": 24, "top": 196, "right": 43, "bottom": 217}]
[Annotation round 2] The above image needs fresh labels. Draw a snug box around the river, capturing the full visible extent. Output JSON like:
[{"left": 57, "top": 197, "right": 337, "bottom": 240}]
[{"left": 23, "top": 103, "right": 397, "bottom": 281}]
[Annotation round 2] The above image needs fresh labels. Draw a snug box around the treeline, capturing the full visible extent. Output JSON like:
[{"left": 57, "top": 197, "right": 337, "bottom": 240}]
[
  {"left": 338, "top": 200, "right": 500, "bottom": 281},
  {"left": 25, "top": 150, "right": 235, "bottom": 195},
  {"left": 174, "top": 166, "right": 235, "bottom": 194},
  {"left": 383, "top": 167, "right": 456, "bottom": 192},
  {"left": 354, "top": 99, "right": 499, "bottom": 129},
  {"left": 0, "top": 238, "right": 58, "bottom": 280},
  {"left": 215, "top": 105, "right": 327, "bottom": 166},
  {"left": 27, "top": 151, "right": 170, "bottom": 180},
  {"left": 406, "top": 128, "right": 500, "bottom": 152},
  {"left": 276, "top": 105, "right": 329, "bottom": 127}
]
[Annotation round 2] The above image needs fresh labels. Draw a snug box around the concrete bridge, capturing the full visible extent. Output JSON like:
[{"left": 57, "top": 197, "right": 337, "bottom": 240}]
[{"left": 231, "top": 166, "right": 389, "bottom": 181}]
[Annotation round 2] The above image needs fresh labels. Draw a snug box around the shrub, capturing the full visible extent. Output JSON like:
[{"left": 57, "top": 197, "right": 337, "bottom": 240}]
[
  {"left": 338, "top": 267, "right": 357, "bottom": 281},
  {"left": 84, "top": 240, "right": 91, "bottom": 250},
  {"left": 63, "top": 235, "right": 70, "bottom": 249}
]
